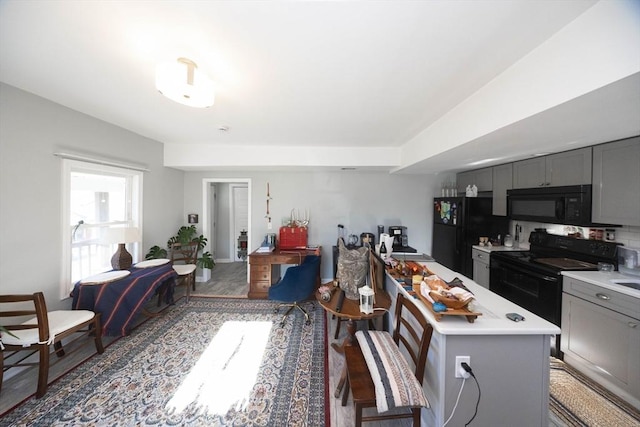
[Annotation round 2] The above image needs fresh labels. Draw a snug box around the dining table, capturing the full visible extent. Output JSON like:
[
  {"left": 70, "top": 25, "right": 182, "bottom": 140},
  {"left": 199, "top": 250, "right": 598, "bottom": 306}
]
[{"left": 71, "top": 261, "right": 177, "bottom": 336}]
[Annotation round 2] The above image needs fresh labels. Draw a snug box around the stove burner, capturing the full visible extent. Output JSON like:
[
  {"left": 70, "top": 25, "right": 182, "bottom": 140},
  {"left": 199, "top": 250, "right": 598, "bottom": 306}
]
[{"left": 533, "top": 257, "right": 597, "bottom": 270}]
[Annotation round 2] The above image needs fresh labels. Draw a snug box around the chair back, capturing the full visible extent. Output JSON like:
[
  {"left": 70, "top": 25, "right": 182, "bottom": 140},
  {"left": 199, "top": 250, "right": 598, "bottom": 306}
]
[
  {"left": 392, "top": 293, "right": 434, "bottom": 385},
  {"left": 170, "top": 241, "right": 199, "bottom": 265},
  {"left": 0, "top": 293, "right": 50, "bottom": 344},
  {"left": 268, "top": 255, "right": 320, "bottom": 302}
]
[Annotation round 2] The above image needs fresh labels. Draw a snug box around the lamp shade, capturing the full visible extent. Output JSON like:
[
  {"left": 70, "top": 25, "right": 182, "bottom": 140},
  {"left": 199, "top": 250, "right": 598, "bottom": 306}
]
[
  {"left": 101, "top": 227, "right": 141, "bottom": 244},
  {"left": 156, "top": 58, "right": 215, "bottom": 108},
  {"left": 101, "top": 227, "right": 140, "bottom": 270}
]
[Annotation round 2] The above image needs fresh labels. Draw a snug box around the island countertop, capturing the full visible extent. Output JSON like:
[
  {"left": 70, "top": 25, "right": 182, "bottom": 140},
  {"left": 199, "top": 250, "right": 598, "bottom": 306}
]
[{"left": 389, "top": 261, "right": 560, "bottom": 336}]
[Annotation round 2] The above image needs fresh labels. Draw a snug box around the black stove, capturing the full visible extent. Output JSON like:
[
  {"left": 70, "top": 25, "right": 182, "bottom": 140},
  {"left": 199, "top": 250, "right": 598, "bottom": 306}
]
[{"left": 490, "top": 231, "right": 620, "bottom": 357}]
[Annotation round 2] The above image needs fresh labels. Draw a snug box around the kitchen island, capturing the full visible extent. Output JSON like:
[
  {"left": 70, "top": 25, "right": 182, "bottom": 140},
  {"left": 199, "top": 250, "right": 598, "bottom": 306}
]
[{"left": 384, "top": 261, "right": 560, "bottom": 426}]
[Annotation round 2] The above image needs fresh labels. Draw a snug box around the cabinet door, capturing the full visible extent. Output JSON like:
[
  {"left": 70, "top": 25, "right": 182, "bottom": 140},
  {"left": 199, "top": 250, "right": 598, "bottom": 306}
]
[
  {"left": 492, "top": 163, "right": 513, "bottom": 216},
  {"left": 561, "top": 293, "right": 640, "bottom": 399},
  {"left": 474, "top": 167, "right": 493, "bottom": 192},
  {"left": 547, "top": 147, "right": 592, "bottom": 186},
  {"left": 456, "top": 171, "right": 474, "bottom": 194},
  {"left": 592, "top": 137, "right": 640, "bottom": 226},
  {"left": 457, "top": 167, "right": 493, "bottom": 193},
  {"left": 513, "top": 157, "right": 546, "bottom": 188}
]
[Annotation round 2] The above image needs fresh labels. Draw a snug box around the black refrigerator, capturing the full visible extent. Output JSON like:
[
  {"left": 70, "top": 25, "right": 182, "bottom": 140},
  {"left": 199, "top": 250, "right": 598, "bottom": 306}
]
[{"left": 431, "top": 196, "right": 509, "bottom": 278}]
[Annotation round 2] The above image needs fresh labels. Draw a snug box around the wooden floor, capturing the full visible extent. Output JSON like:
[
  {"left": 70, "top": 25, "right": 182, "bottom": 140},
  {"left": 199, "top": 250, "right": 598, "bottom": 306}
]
[{"left": 192, "top": 261, "right": 249, "bottom": 298}]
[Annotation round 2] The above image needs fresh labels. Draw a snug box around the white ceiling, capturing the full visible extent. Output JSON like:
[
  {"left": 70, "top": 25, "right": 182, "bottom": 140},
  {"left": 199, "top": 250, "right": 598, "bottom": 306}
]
[{"left": 1, "top": 1, "right": 638, "bottom": 174}]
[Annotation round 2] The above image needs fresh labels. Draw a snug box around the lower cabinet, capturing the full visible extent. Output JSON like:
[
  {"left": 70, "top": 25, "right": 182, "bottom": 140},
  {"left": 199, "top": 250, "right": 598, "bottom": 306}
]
[
  {"left": 561, "top": 277, "right": 640, "bottom": 408},
  {"left": 472, "top": 248, "right": 490, "bottom": 288}
]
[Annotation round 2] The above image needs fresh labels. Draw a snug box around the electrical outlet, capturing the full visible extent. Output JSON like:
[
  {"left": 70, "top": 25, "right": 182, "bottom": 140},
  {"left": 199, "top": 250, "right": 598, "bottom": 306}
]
[
  {"left": 455, "top": 356, "right": 470, "bottom": 378},
  {"left": 267, "top": 221, "right": 272, "bottom": 230}
]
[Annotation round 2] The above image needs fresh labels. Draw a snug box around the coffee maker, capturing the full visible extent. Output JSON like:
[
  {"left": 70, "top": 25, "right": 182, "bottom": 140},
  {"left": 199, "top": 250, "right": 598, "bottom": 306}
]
[{"left": 388, "top": 226, "right": 408, "bottom": 249}]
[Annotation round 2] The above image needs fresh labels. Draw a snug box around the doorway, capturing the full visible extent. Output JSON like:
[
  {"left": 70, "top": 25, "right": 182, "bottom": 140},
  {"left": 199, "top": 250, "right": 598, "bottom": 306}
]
[{"left": 201, "top": 178, "right": 251, "bottom": 287}]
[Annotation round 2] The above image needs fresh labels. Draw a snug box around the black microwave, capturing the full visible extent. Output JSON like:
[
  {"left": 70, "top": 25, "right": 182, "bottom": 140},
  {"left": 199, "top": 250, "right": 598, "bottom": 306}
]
[{"left": 507, "top": 185, "right": 593, "bottom": 226}]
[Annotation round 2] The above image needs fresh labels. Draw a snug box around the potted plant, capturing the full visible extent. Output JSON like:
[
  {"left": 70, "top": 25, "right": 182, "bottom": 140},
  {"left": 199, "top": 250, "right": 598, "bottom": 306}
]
[{"left": 145, "top": 225, "right": 215, "bottom": 270}]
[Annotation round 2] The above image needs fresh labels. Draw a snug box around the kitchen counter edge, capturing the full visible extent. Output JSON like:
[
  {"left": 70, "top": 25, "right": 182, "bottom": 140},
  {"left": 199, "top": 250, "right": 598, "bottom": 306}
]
[
  {"left": 389, "top": 261, "right": 560, "bottom": 336},
  {"left": 561, "top": 270, "right": 640, "bottom": 298}
]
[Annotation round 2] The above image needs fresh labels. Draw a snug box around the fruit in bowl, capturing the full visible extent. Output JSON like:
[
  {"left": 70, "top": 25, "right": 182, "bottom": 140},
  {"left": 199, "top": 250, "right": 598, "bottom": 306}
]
[
  {"left": 419, "top": 275, "right": 475, "bottom": 310},
  {"left": 429, "top": 291, "right": 471, "bottom": 309}
]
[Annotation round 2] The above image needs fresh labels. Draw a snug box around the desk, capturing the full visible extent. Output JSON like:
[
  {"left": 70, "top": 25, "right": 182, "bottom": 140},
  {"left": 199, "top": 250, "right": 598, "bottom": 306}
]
[
  {"left": 317, "top": 288, "right": 391, "bottom": 398},
  {"left": 248, "top": 247, "right": 321, "bottom": 299},
  {"left": 71, "top": 263, "right": 177, "bottom": 336}
]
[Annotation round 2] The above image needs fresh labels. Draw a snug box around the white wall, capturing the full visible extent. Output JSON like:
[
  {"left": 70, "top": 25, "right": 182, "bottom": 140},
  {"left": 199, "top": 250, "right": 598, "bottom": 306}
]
[
  {"left": 183, "top": 170, "right": 446, "bottom": 280},
  {"left": 0, "top": 84, "right": 185, "bottom": 310}
]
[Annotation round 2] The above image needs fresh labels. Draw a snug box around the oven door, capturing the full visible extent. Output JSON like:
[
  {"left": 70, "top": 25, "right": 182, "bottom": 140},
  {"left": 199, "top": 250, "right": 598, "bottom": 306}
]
[{"left": 490, "top": 257, "right": 561, "bottom": 325}]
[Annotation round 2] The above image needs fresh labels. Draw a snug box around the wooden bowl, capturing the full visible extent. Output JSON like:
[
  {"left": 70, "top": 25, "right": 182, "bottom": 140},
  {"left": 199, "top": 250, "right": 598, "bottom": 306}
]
[{"left": 429, "top": 291, "right": 470, "bottom": 310}]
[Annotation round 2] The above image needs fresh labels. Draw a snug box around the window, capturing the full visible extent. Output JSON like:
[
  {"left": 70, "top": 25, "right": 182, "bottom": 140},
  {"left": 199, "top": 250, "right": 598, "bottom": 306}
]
[{"left": 60, "top": 159, "right": 142, "bottom": 297}]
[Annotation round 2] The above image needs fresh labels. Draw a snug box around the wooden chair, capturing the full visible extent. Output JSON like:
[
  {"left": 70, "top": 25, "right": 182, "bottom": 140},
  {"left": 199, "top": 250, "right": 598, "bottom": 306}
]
[
  {"left": 0, "top": 292, "right": 104, "bottom": 398},
  {"left": 342, "top": 293, "right": 433, "bottom": 426},
  {"left": 170, "top": 241, "right": 199, "bottom": 302}
]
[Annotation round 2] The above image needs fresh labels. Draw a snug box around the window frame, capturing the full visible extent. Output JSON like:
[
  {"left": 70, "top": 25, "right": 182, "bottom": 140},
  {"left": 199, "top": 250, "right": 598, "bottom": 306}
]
[{"left": 60, "top": 159, "right": 143, "bottom": 299}]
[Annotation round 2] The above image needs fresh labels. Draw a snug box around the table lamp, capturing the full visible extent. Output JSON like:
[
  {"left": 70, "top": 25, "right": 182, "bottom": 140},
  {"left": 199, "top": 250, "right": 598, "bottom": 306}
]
[{"left": 102, "top": 227, "right": 141, "bottom": 270}]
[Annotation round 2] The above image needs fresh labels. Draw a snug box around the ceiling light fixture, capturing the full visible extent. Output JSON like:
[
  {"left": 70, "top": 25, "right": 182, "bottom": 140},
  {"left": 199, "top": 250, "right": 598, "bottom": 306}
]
[{"left": 156, "top": 57, "right": 215, "bottom": 108}]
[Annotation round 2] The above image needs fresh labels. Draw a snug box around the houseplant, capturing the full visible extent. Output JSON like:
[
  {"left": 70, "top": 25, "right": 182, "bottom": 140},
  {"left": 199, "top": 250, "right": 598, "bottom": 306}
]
[{"left": 145, "top": 225, "right": 215, "bottom": 270}]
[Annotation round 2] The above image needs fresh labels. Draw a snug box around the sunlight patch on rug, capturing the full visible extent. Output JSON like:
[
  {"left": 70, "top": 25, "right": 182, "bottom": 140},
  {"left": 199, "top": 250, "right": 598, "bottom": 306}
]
[{"left": 166, "top": 320, "right": 272, "bottom": 415}]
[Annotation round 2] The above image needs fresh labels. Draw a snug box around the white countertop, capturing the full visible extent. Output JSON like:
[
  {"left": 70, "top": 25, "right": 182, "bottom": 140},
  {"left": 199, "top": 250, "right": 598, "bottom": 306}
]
[
  {"left": 562, "top": 270, "right": 640, "bottom": 299},
  {"left": 472, "top": 243, "right": 530, "bottom": 253},
  {"left": 390, "top": 262, "right": 560, "bottom": 336}
]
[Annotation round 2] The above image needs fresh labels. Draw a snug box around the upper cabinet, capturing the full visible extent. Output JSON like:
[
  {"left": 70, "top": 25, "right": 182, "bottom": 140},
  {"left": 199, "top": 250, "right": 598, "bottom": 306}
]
[
  {"left": 457, "top": 167, "right": 493, "bottom": 193},
  {"left": 592, "top": 137, "right": 640, "bottom": 226},
  {"left": 513, "top": 147, "right": 592, "bottom": 188},
  {"left": 492, "top": 163, "right": 513, "bottom": 216}
]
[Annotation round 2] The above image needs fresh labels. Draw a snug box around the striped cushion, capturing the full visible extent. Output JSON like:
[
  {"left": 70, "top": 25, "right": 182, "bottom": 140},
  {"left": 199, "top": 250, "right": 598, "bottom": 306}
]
[{"left": 356, "top": 330, "right": 429, "bottom": 413}]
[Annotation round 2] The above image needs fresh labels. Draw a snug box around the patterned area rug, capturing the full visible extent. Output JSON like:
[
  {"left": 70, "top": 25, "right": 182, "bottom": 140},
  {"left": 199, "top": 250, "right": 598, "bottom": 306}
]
[
  {"left": 549, "top": 357, "right": 640, "bottom": 427},
  {"left": 2, "top": 298, "right": 326, "bottom": 426}
]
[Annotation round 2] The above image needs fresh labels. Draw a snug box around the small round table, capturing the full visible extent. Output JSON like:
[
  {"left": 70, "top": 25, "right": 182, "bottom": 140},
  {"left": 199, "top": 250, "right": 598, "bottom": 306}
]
[{"left": 317, "top": 287, "right": 391, "bottom": 398}]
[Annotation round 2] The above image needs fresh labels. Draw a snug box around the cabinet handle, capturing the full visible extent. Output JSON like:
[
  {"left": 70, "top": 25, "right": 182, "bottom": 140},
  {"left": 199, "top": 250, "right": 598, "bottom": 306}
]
[
  {"left": 539, "top": 183, "right": 545, "bottom": 187},
  {"left": 629, "top": 322, "right": 638, "bottom": 328},
  {"left": 478, "top": 254, "right": 484, "bottom": 259},
  {"left": 595, "top": 293, "right": 610, "bottom": 300}
]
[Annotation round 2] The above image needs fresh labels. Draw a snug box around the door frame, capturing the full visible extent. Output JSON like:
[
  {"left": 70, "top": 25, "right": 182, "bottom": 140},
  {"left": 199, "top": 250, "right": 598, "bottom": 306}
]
[
  {"left": 201, "top": 178, "right": 251, "bottom": 282},
  {"left": 230, "top": 183, "right": 249, "bottom": 262}
]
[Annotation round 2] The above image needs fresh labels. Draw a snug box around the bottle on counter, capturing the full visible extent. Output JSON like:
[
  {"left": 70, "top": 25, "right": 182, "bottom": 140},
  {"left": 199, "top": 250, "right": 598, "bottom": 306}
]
[{"left": 380, "top": 240, "right": 387, "bottom": 258}]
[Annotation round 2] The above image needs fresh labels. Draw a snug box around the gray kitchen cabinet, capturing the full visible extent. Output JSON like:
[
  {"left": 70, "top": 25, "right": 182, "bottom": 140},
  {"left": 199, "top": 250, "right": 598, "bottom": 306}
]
[
  {"left": 592, "top": 136, "right": 640, "bottom": 226},
  {"left": 457, "top": 167, "right": 493, "bottom": 194},
  {"left": 472, "top": 248, "right": 490, "bottom": 288},
  {"left": 561, "top": 276, "right": 640, "bottom": 408},
  {"left": 492, "top": 163, "right": 512, "bottom": 216},
  {"left": 513, "top": 147, "right": 592, "bottom": 188},
  {"left": 512, "top": 157, "right": 546, "bottom": 188}
]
